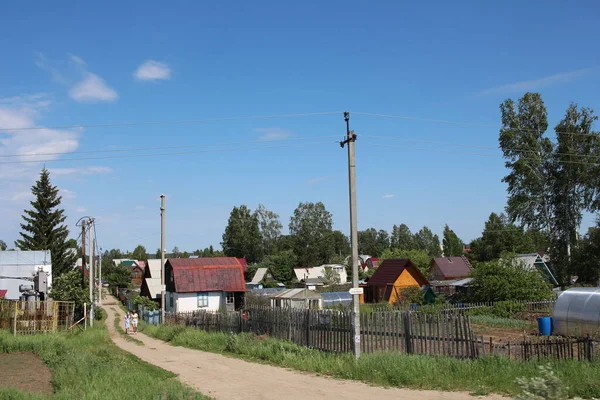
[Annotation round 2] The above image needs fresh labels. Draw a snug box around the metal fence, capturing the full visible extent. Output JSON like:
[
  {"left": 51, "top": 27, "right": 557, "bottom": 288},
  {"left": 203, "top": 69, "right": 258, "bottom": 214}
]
[{"left": 0, "top": 299, "right": 75, "bottom": 335}]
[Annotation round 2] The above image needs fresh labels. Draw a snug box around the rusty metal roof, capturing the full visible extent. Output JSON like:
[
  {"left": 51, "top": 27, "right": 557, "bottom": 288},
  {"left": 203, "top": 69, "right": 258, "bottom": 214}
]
[
  {"left": 367, "top": 258, "right": 429, "bottom": 287},
  {"left": 430, "top": 256, "right": 472, "bottom": 280},
  {"left": 168, "top": 257, "right": 246, "bottom": 293}
]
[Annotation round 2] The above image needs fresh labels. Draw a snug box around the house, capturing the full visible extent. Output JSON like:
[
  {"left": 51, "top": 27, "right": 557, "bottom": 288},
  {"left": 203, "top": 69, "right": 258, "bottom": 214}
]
[
  {"left": 363, "top": 257, "right": 380, "bottom": 272},
  {"left": 247, "top": 267, "right": 284, "bottom": 289},
  {"left": 0, "top": 250, "right": 52, "bottom": 300},
  {"left": 429, "top": 256, "right": 472, "bottom": 281},
  {"left": 363, "top": 258, "right": 429, "bottom": 304},
  {"left": 269, "top": 288, "right": 323, "bottom": 309},
  {"left": 514, "top": 253, "right": 559, "bottom": 286},
  {"left": 165, "top": 257, "right": 246, "bottom": 313},
  {"left": 140, "top": 259, "right": 165, "bottom": 302},
  {"left": 0, "top": 290, "right": 7, "bottom": 299},
  {"left": 118, "top": 260, "right": 145, "bottom": 287},
  {"left": 293, "top": 264, "right": 347, "bottom": 286}
]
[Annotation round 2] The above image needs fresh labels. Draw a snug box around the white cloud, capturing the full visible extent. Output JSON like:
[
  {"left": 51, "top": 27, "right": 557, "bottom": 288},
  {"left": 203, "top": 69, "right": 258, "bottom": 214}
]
[
  {"left": 75, "top": 206, "right": 87, "bottom": 213},
  {"left": 49, "top": 166, "right": 113, "bottom": 176},
  {"left": 253, "top": 127, "right": 292, "bottom": 141},
  {"left": 61, "top": 189, "right": 77, "bottom": 200},
  {"left": 36, "top": 53, "right": 118, "bottom": 103},
  {"left": 69, "top": 73, "right": 118, "bottom": 103},
  {"left": 307, "top": 177, "right": 327, "bottom": 185},
  {"left": 134, "top": 60, "right": 171, "bottom": 81},
  {"left": 478, "top": 68, "right": 593, "bottom": 96},
  {"left": 382, "top": 194, "right": 395, "bottom": 199},
  {"left": 134, "top": 205, "right": 145, "bottom": 210}
]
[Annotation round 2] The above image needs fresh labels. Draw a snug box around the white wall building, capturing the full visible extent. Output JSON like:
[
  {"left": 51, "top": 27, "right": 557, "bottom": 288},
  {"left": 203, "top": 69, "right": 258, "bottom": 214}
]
[{"left": 0, "top": 250, "right": 52, "bottom": 300}]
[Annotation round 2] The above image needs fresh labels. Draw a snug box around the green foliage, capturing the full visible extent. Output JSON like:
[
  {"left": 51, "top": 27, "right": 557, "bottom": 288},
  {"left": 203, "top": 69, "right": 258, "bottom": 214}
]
[
  {"left": 322, "top": 265, "right": 341, "bottom": 286},
  {"left": 413, "top": 226, "right": 442, "bottom": 257},
  {"left": 396, "top": 286, "right": 423, "bottom": 305},
  {"left": 255, "top": 204, "right": 282, "bottom": 256},
  {"left": 15, "top": 168, "right": 77, "bottom": 278},
  {"left": 254, "top": 250, "right": 297, "bottom": 284},
  {"left": 468, "top": 257, "right": 554, "bottom": 302},
  {"left": 331, "top": 230, "right": 350, "bottom": 259},
  {"left": 0, "top": 240, "right": 6, "bottom": 251},
  {"left": 469, "top": 315, "right": 535, "bottom": 330},
  {"left": 390, "top": 224, "right": 414, "bottom": 250},
  {"left": 514, "top": 364, "right": 582, "bottom": 400},
  {"left": 133, "top": 294, "right": 159, "bottom": 311},
  {"left": 222, "top": 205, "right": 263, "bottom": 263},
  {"left": 142, "top": 324, "right": 600, "bottom": 398},
  {"left": 49, "top": 269, "right": 88, "bottom": 307},
  {"left": 572, "top": 222, "right": 600, "bottom": 284},
  {"left": 289, "top": 202, "right": 334, "bottom": 267},
  {"left": 131, "top": 244, "right": 148, "bottom": 261},
  {"left": 358, "top": 228, "right": 390, "bottom": 257},
  {"left": 442, "top": 224, "right": 464, "bottom": 256},
  {"left": 103, "top": 264, "right": 132, "bottom": 288},
  {"left": 379, "top": 248, "right": 431, "bottom": 275}
]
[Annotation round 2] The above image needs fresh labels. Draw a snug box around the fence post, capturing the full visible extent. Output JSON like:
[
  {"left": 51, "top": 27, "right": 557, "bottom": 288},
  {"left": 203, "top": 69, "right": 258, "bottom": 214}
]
[
  {"left": 12, "top": 301, "right": 18, "bottom": 336},
  {"left": 402, "top": 312, "right": 413, "bottom": 354},
  {"left": 305, "top": 309, "right": 310, "bottom": 348}
]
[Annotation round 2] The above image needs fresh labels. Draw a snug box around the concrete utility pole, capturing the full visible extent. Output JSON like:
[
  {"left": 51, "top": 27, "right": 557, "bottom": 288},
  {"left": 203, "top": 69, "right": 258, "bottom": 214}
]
[
  {"left": 81, "top": 220, "right": 86, "bottom": 289},
  {"left": 340, "top": 111, "right": 360, "bottom": 359},
  {"left": 88, "top": 217, "right": 94, "bottom": 327},
  {"left": 98, "top": 247, "right": 102, "bottom": 305},
  {"left": 160, "top": 194, "right": 166, "bottom": 324}
]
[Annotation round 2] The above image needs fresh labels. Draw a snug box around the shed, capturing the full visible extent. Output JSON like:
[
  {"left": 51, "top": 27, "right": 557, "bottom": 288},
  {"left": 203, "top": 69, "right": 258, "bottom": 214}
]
[
  {"left": 364, "top": 258, "right": 429, "bottom": 304},
  {"left": 514, "top": 253, "right": 559, "bottom": 286},
  {"left": 269, "top": 288, "right": 323, "bottom": 309},
  {"left": 321, "top": 291, "right": 352, "bottom": 308},
  {"left": 552, "top": 287, "right": 600, "bottom": 337},
  {"left": 428, "top": 256, "right": 472, "bottom": 281},
  {"left": 0, "top": 250, "right": 52, "bottom": 300}
]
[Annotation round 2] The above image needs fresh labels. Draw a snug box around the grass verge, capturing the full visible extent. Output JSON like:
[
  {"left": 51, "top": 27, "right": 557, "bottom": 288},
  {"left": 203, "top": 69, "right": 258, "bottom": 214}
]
[
  {"left": 0, "top": 319, "right": 210, "bottom": 399},
  {"left": 112, "top": 307, "right": 144, "bottom": 345},
  {"left": 139, "top": 323, "right": 600, "bottom": 398}
]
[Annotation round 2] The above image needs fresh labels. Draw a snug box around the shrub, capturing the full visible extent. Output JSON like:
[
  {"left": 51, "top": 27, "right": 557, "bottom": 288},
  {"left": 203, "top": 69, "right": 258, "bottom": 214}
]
[{"left": 514, "top": 364, "right": 582, "bottom": 400}]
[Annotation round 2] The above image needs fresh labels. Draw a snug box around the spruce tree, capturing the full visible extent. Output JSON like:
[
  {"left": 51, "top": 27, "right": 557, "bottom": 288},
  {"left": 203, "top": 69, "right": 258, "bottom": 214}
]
[{"left": 15, "top": 168, "right": 76, "bottom": 278}]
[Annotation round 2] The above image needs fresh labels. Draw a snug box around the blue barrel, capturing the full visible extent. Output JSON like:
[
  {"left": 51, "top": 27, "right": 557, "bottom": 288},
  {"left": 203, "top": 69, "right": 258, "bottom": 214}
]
[
  {"left": 410, "top": 304, "right": 417, "bottom": 311},
  {"left": 538, "top": 317, "right": 552, "bottom": 336}
]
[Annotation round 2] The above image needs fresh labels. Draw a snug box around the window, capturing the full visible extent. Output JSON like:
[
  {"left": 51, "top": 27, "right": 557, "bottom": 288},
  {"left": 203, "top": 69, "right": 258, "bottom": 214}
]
[
  {"left": 169, "top": 294, "right": 174, "bottom": 309},
  {"left": 197, "top": 292, "right": 208, "bottom": 308},
  {"left": 225, "top": 292, "right": 234, "bottom": 305}
]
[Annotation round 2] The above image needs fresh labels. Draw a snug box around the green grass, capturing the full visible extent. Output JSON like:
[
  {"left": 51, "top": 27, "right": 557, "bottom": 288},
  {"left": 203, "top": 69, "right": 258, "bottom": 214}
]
[
  {"left": 111, "top": 307, "right": 143, "bottom": 345},
  {"left": 139, "top": 323, "right": 600, "bottom": 399},
  {"left": 470, "top": 315, "right": 537, "bottom": 330},
  {"left": 0, "top": 319, "right": 210, "bottom": 399}
]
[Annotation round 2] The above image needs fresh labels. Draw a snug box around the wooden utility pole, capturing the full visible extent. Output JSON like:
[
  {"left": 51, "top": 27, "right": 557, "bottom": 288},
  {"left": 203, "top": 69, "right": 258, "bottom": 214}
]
[
  {"left": 340, "top": 111, "right": 360, "bottom": 359},
  {"left": 160, "top": 194, "right": 166, "bottom": 324},
  {"left": 81, "top": 220, "right": 86, "bottom": 289}
]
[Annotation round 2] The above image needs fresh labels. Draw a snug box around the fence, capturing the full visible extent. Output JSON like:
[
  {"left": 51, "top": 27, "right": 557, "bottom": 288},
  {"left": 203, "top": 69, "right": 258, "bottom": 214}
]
[
  {"left": 0, "top": 299, "right": 75, "bottom": 335},
  {"left": 361, "top": 299, "right": 556, "bottom": 315},
  {"left": 476, "top": 336, "right": 597, "bottom": 362}
]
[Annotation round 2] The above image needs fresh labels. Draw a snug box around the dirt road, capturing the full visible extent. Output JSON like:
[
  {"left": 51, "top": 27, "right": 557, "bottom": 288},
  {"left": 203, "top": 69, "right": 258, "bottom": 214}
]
[{"left": 104, "top": 298, "right": 506, "bottom": 400}]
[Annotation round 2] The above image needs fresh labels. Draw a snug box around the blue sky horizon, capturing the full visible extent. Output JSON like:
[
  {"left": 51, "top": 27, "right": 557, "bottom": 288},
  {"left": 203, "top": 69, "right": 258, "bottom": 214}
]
[{"left": 1, "top": 1, "right": 599, "bottom": 254}]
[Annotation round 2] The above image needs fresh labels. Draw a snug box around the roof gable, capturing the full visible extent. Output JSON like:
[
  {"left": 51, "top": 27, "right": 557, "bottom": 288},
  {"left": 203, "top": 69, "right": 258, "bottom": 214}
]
[
  {"left": 168, "top": 257, "right": 246, "bottom": 293},
  {"left": 430, "top": 256, "right": 472, "bottom": 279},
  {"left": 367, "top": 259, "right": 429, "bottom": 287}
]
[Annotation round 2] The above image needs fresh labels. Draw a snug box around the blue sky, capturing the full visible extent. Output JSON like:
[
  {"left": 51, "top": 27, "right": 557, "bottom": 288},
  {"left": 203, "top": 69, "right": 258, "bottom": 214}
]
[{"left": 1, "top": 1, "right": 599, "bottom": 253}]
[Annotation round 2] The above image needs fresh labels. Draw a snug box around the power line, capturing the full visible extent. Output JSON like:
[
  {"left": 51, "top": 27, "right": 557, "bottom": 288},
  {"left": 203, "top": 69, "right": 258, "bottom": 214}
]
[
  {"left": 362, "top": 135, "right": 600, "bottom": 160},
  {"left": 352, "top": 111, "right": 600, "bottom": 139},
  {"left": 0, "top": 135, "right": 339, "bottom": 158},
  {"left": 0, "top": 111, "right": 342, "bottom": 132},
  {"left": 0, "top": 140, "right": 336, "bottom": 165},
  {"left": 361, "top": 142, "right": 600, "bottom": 167}
]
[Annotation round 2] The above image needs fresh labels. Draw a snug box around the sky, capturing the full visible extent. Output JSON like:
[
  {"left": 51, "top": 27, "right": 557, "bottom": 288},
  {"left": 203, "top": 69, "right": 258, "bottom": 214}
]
[{"left": 1, "top": 1, "right": 599, "bottom": 253}]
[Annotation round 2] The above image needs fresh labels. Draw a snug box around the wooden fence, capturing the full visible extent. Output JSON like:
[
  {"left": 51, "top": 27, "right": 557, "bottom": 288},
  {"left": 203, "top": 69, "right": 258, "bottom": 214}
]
[
  {"left": 0, "top": 299, "right": 75, "bottom": 335},
  {"left": 362, "top": 299, "right": 556, "bottom": 315},
  {"left": 475, "top": 336, "right": 597, "bottom": 362}
]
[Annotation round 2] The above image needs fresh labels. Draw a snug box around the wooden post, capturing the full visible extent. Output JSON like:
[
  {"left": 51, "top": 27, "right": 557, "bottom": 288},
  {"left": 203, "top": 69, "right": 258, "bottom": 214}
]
[
  {"left": 403, "top": 312, "right": 413, "bottom": 354},
  {"left": 12, "top": 301, "right": 18, "bottom": 336}
]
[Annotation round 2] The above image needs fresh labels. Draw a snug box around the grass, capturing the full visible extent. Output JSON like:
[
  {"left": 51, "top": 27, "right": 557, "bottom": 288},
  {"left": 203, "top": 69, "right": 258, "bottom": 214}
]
[
  {"left": 111, "top": 307, "right": 143, "bottom": 345},
  {"left": 470, "top": 315, "right": 537, "bottom": 330},
  {"left": 139, "top": 323, "right": 600, "bottom": 399},
  {"left": 0, "top": 313, "right": 210, "bottom": 399}
]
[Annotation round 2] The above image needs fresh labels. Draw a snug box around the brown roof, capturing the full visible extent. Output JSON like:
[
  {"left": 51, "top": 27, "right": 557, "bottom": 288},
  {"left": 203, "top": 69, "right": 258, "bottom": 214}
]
[
  {"left": 367, "top": 259, "right": 429, "bottom": 287},
  {"left": 168, "top": 257, "right": 246, "bottom": 293},
  {"left": 430, "top": 256, "right": 472, "bottom": 280}
]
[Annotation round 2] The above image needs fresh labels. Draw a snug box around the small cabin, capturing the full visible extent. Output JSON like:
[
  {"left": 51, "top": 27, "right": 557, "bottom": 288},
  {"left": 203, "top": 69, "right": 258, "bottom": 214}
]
[{"left": 363, "top": 259, "right": 429, "bottom": 304}]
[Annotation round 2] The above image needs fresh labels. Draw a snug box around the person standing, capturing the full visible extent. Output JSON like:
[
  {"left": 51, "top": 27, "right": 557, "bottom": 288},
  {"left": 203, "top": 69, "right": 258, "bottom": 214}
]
[
  {"left": 131, "top": 310, "right": 139, "bottom": 334},
  {"left": 124, "top": 311, "right": 131, "bottom": 334}
]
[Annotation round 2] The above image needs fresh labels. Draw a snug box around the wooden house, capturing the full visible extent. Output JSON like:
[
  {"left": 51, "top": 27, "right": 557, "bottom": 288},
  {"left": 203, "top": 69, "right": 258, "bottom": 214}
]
[{"left": 363, "top": 259, "right": 429, "bottom": 304}]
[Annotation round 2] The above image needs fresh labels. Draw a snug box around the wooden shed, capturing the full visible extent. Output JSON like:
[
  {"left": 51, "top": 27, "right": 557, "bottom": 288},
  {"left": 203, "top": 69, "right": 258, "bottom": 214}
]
[{"left": 364, "top": 259, "right": 429, "bottom": 304}]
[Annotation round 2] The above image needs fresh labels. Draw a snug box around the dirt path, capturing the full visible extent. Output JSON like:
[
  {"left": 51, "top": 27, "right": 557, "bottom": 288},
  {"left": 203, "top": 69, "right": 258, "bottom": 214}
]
[{"left": 103, "top": 297, "right": 506, "bottom": 400}]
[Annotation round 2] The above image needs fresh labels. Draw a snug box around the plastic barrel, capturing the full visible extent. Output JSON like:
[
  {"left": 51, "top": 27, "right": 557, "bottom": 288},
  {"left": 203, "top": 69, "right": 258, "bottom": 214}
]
[{"left": 538, "top": 317, "right": 552, "bottom": 336}]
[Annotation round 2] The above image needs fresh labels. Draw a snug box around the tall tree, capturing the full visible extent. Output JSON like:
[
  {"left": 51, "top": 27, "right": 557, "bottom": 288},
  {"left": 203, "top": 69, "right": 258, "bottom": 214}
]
[
  {"left": 331, "top": 230, "right": 350, "bottom": 258},
  {"left": 375, "top": 229, "right": 390, "bottom": 256},
  {"left": 413, "top": 226, "right": 442, "bottom": 257},
  {"left": 131, "top": 245, "right": 148, "bottom": 261},
  {"left": 358, "top": 228, "right": 377, "bottom": 256},
  {"left": 255, "top": 204, "right": 282, "bottom": 256},
  {"left": 0, "top": 240, "right": 6, "bottom": 251},
  {"left": 255, "top": 250, "right": 297, "bottom": 285},
  {"left": 390, "top": 224, "right": 414, "bottom": 250},
  {"left": 222, "top": 205, "right": 262, "bottom": 263},
  {"left": 172, "top": 246, "right": 181, "bottom": 258},
  {"left": 572, "top": 222, "right": 600, "bottom": 285},
  {"left": 469, "top": 212, "right": 535, "bottom": 262},
  {"left": 289, "top": 202, "right": 334, "bottom": 267},
  {"left": 442, "top": 224, "right": 464, "bottom": 257},
  {"left": 15, "top": 168, "right": 76, "bottom": 278}
]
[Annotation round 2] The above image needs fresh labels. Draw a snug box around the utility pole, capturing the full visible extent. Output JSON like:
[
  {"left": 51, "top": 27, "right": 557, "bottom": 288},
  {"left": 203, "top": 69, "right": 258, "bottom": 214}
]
[
  {"left": 340, "top": 111, "right": 360, "bottom": 359},
  {"left": 88, "top": 217, "right": 94, "bottom": 327},
  {"left": 98, "top": 247, "right": 102, "bottom": 305},
  {"left": 160, "top": 194, "right": 166, "bottom": 324},
  {"left": 81, "top": 220, "right": 86, "bottom": 289}
]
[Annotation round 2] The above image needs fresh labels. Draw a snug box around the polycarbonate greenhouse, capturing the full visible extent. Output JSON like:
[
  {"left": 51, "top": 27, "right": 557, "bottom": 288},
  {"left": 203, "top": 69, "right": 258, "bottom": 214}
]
[
  {"left": 552, "top": 287, "right": 600, "bottom": 337},
  {"left": 321, "top": 291, "right": 353, "bottom": 308}
]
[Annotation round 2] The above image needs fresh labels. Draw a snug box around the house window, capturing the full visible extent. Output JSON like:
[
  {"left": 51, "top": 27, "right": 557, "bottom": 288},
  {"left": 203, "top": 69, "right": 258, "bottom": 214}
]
[
  {"left": 169, "top": 294, "right": 174, "bottom": 309},
  {"left": 197, "top": 292, "right": 209, "bottom": 308},
  {"left": 225, "top": 292, "right": 234, "bottom": 304}
]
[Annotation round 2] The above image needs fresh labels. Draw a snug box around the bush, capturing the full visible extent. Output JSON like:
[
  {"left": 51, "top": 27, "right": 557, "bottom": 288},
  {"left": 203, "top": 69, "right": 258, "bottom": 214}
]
[
  {"left": 514, "top": 364, "right": 582, "bottom": 400},
  {"left": 492, "top": 301, "right": 526, "bottom": 319},
  {"left": 95, "top": 306, "right": 106, "bottom": 321}
]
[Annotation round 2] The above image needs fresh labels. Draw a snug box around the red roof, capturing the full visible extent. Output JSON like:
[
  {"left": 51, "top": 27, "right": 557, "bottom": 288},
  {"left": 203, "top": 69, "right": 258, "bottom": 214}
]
[
  {"left": 430, "top": 256, "right": 472, "bottom": 280},
  {"left": 367, "top": 259, "right": 429, "bottom": 287},
  {"left": 0, "top": 290, "right": 7, "bottom": 299},
  {"left": 77, "top": 265, "right": 89, "bottom": 277},
  {"left": 237, "top": 258, "right": 248, "bottom": 272},
  {"left": 168, "top": 257, "right": 246, "bottom": 293}
]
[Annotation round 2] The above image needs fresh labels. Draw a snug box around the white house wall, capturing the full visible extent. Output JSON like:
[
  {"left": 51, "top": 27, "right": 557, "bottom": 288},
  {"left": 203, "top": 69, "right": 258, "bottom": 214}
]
[{"left": 171, "top": 292, "right": 223, "bottom": 313}]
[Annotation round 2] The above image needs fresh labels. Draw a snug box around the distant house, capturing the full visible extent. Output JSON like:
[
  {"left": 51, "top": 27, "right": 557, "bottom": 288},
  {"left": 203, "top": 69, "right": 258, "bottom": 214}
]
[
  {"left": 117, "top": 260, "right": 145, "bottom": 287},
  {"left": 293, "top": 264, "right": 347, "bottom": 287},
  {"left": 270, "top": 288, "right": 323, "bottom": 309},
  {"left": 247, "top": 267, "right": 284, "bottom": 289},
  {"left": 363, "top": 259, "right": 429, "bottom": 304},
  {"left": 0, "top": 250, "right": 52, "bottom": 300},
  {"left": 364, "top": 257, "right": 379, "bottom": 272},
  {"left": 165, "top": 257, "right": 246, "bottom": 313},
  {"left": 429, "top": 256, "right": 472, "bottom": 281},
  {"left": 514, "top": 253, "right": 559, "bottom": 286},
  {"left": 140, "top": 259, "right": 164, "bottom": 302}
]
